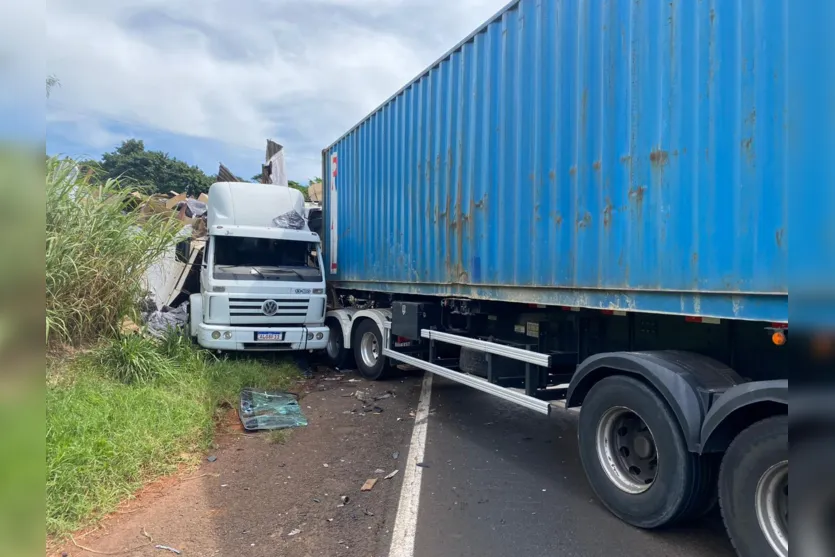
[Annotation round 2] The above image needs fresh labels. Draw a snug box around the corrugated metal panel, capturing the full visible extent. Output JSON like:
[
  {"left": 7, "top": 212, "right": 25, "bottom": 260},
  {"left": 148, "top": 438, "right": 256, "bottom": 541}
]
[{"left": 324, "top": 0, "right": 788, "bottom": 323}]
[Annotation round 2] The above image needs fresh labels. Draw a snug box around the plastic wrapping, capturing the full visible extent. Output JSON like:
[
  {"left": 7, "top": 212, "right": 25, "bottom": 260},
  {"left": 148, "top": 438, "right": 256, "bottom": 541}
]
[
  {"left": 175, "top": 199, "right": 207, "bottom": 218},
  {"left": 143, "top": 302, "right": 189, "bottom": 338},
  {"left": 271, "top": 210, "right": 306, "bottom": 230},
  {"left": 239, "top": 388, "right": 308, "bottom": 431}
]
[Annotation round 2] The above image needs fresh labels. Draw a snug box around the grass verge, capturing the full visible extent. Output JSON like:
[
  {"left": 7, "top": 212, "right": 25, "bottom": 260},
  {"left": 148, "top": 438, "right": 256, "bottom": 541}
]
[{"left": 46, "top": 336, "right": 301, "bottom": 537}]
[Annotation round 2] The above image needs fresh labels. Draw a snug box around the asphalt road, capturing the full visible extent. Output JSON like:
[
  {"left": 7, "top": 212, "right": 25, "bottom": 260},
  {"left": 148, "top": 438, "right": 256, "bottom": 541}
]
[{"left": 413, "top": 377, "right": 736, "bottom": 557}]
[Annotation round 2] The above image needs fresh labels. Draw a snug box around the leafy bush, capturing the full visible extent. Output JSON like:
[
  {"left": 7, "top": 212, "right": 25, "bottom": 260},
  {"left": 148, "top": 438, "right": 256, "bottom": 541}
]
[
  {"left": 47, "top": 338, "right": 302, "bottom": 536},
  {"left": 96, "top": 334, "right": 177, "bottom": 385},
  {"left": 45, "top": 156, "right": 181, "bottom": 345}
]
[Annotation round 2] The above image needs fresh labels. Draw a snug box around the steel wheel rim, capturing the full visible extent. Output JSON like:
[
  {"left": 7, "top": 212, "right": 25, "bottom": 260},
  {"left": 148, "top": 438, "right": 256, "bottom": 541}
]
[
  {"left": 325, "top": 330, "right": 340, "bottom": 358},
  {"left": 595, "top": 406, "right": 658, "bottom": 494},
  {"left": 755, "top": 460, "right": 788, "bottom": 557},
  {"left": 360, "top": 331, "right": 379, "bottom": 368}
]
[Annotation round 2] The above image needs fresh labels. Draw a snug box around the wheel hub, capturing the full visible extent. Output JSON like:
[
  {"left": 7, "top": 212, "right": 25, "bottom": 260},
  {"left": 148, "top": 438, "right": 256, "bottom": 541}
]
[
  {"left": 755, "top": 460, "right": 788, "bottom": 557},
  {"left": 326, "top": 333, "right": 339, "bottom": 358},
  {"left": 360, "top": 331, "right": 379, "bottom": 368},
  {"left": 596, "top": 406, "right": 659, "bottom": 494}
]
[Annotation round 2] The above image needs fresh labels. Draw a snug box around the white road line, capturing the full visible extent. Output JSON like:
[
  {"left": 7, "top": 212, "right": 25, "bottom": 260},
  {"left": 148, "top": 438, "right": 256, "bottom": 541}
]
[{"left": 389, "top": 372, "right": 433, "bottom": 557}]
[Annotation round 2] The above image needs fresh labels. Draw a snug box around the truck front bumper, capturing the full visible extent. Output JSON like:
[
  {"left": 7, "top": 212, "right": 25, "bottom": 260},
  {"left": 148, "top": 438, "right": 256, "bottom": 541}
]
[{"left": 196, "top": 324, "right": 329, "bottom": 352}]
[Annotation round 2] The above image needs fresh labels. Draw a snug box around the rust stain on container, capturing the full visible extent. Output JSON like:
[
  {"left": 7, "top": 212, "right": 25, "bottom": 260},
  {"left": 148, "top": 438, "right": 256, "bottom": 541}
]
[
  {"left": 474, "top": 194, "right": 487, "bottom": 209},
  {"left": 620, "top": 154, "right": 631, "bottom": 164},
  {"left": 548, "top": 170, "right": 556, "bottom": 181},
  {"left": 592, "top": 160, "right": 602, "bottom": 171},
  {"left": 569, "top": 166, "right": 577, "bottom": 176},
  {"left": 629, "top": 185, "right": 647, "bottom": 204},
  {"left": 649, "top": 148, "right": 669, "bottom": 167},
  {"left": 692, "top": 252, "right": 699, "bottom": 265},
  {"left": 741, "top": 137, "right": 754, "bottom": 164},
  {"left": 576, "top": 211, "right": 592, "bottom": 229},
  {"left": 603, "top": 198, "right": 614, "bottom": 229},
  {"left": 775, "top": 228, "right": 785, "bottom": 249}
]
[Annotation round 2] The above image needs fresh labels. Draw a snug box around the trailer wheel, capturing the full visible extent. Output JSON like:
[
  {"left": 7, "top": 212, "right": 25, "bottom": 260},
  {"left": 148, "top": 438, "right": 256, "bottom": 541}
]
[
  {"left": 353, "top": 319, "right": 389, "bottom": 380},
  {"left": 324, "top": 319, "right": 353, "bottom": 369},
  {"left": 719, "top": 416, "right": 787, "bottom": 557},
  {"left": 578, "top": 375, "right": 713, "bottom": 528}
]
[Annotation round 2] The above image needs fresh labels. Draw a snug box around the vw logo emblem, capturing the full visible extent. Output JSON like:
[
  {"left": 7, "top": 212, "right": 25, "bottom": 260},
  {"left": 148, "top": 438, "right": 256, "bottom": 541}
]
[{"left": 261, "top": 300, "right": 279, "bottom": 316}]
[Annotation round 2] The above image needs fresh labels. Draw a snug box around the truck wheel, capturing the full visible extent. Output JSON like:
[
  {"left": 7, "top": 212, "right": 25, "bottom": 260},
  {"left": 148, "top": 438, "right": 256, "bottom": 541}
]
[
  {"left": 353, "top": 320, "right": 389, "bottom": 380},
  {"left": 578, "top": 375, "right": 713, "bottom": 528},
  {"left": 324, "top": 319, "right": 353, "bottom": 369},
  {"left": 719, "top": 416, "right": 787, "bottom": 557}
]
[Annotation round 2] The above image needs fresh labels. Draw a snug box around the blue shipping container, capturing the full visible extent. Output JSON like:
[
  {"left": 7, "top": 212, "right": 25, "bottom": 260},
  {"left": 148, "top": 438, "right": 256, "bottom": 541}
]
[{"left": 323, "top": 0, "right": 788, "bottom": 323}]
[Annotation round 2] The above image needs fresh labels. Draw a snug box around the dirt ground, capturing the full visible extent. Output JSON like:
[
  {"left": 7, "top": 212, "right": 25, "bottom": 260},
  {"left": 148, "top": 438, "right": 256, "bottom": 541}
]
[{"left": 52, "top": 369, "right": 424, "bottom": 557}]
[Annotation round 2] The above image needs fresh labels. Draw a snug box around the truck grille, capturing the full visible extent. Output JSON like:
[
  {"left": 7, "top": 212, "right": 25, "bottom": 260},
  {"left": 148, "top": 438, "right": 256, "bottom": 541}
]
[{"left": 228, "top": 297, "right": 309, "bottom": 325}]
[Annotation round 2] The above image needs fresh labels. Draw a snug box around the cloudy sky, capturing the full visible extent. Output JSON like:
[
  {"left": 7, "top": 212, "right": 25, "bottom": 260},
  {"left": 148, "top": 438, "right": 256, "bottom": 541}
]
[{"left": 39, "top": 0, "right": 509, "bottom": 182}]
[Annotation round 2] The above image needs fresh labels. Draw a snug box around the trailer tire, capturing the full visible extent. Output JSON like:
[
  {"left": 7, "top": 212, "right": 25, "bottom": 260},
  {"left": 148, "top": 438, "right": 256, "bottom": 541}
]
[
  {"left": 578, "top": 375, "right": 714, "bottom": 529},
  {"left": 324, "top": 319, "right": 353, "bottom": 370},
  {"left": 353, "top": 319, "right": 390, "bottom": 381},
  {"left": 719, "top": 416, "right": 787, "bottom": 557}
]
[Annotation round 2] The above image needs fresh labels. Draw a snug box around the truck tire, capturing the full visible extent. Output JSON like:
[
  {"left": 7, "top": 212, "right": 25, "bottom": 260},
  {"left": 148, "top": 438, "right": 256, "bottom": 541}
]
[
  {"left": 353, "top": 319, "right": 390, "bottom": 380},
  {"left": 578, "top": 375, "right": 714, "bottom": 529},
  {"left": 324, "top": 319, "right": 353, "bottom": 370},
  {"left": 719, "top": 416, "right": 787, "bottom": 557}
]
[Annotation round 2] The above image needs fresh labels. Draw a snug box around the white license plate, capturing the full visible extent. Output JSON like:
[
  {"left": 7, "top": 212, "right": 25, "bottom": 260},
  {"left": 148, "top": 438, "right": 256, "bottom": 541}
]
[{"left": 256, "top": 332, "right": 285, "bottom": 341}]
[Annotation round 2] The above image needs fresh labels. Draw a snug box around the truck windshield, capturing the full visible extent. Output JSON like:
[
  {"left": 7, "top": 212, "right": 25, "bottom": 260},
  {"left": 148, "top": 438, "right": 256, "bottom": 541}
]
[{"left": 212, "top": 236, "right": 322, "bottom": 282}]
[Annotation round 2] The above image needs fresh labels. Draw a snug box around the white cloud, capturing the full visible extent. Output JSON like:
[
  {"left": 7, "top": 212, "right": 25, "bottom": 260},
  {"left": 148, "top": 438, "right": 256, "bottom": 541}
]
[{"left": 45, "top": 0, "right": 509, "bottom": 178}]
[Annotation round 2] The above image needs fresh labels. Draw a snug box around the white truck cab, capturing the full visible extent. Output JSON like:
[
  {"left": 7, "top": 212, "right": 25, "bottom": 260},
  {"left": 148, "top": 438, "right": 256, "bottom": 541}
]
[{"left": 190, "top": 182, "right": 329, "bottom": 352}]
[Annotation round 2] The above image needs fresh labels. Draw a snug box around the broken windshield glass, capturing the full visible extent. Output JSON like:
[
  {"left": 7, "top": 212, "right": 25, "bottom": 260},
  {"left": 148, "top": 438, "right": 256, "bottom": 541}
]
[{"left": 212, "top": 236, "right": 322, "bottom": 282}]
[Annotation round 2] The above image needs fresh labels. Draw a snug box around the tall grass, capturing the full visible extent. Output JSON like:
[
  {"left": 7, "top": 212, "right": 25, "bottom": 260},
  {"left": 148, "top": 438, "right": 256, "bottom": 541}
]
[
  {"left": 47, "top": 334, "right": 302, "bottom": 536},
  {"left": 45, "top": 156, "right": 181, "bottom": 345}
]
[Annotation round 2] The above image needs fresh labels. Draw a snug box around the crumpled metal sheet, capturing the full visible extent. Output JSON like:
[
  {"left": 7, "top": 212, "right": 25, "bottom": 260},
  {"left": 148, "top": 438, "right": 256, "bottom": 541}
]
[{"left": 271, "top": 210, "right": 306, "bottom": 230}]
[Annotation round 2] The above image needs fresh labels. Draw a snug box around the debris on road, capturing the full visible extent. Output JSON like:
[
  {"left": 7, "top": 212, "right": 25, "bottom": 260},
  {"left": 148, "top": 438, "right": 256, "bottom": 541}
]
[
  {"left": 374, "top": 468, "right": 385, "bottom": 474},
  {"left": 416, "top": 462, "right": 430, "bottom": 468},
  {"left": 392, "top": 451, "right": 400, "bottom": 460},
  {"left": 341, "top": 495, "right": 350, "bottom": 504},
  {"left": 360, "top": 478, "right": 378, "bottom": 492},
  {"left": 384, "top": 470, "right": 399, "bottom": 480},
  {"left": 354, "top": 390, "right": 370, "bottom": 403},
  {"left": 155, "top": 545, "right": 182, "bottom": 555},
  {"left": 206, "top": 455, "right": 217, "bottom": 462},
  {"left": 288, "top": 528, "right": 301, "bottom": 537},
  {"left": 239, "top": 389, "right": 308, "bottom": 431},
  {"left": 363, "top": 508, "right": 375, "bottom": 516}
]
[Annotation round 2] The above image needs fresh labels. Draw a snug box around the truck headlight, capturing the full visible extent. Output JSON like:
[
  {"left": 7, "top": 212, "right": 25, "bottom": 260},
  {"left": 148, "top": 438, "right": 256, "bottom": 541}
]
[
  {"left": 211, "top": 331, "right": 221, "bottom": 340},
  {"left": 223, "top": 331, "right": 233, "bottom": 339},
  {"left": 307, "top": 332, "right": 314, "bottom": 340},
  {"left": 316, "top": 332, "right": 324, "bottom": 340}
]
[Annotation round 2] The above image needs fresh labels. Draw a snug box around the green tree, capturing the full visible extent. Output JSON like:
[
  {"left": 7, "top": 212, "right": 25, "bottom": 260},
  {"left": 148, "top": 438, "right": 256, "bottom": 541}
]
[
  {"left": 288, "top": 180, "right": 309, "bottom": 201},
  {"left": 83, "top": 139, "right": 215, "bottom": 196}
]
